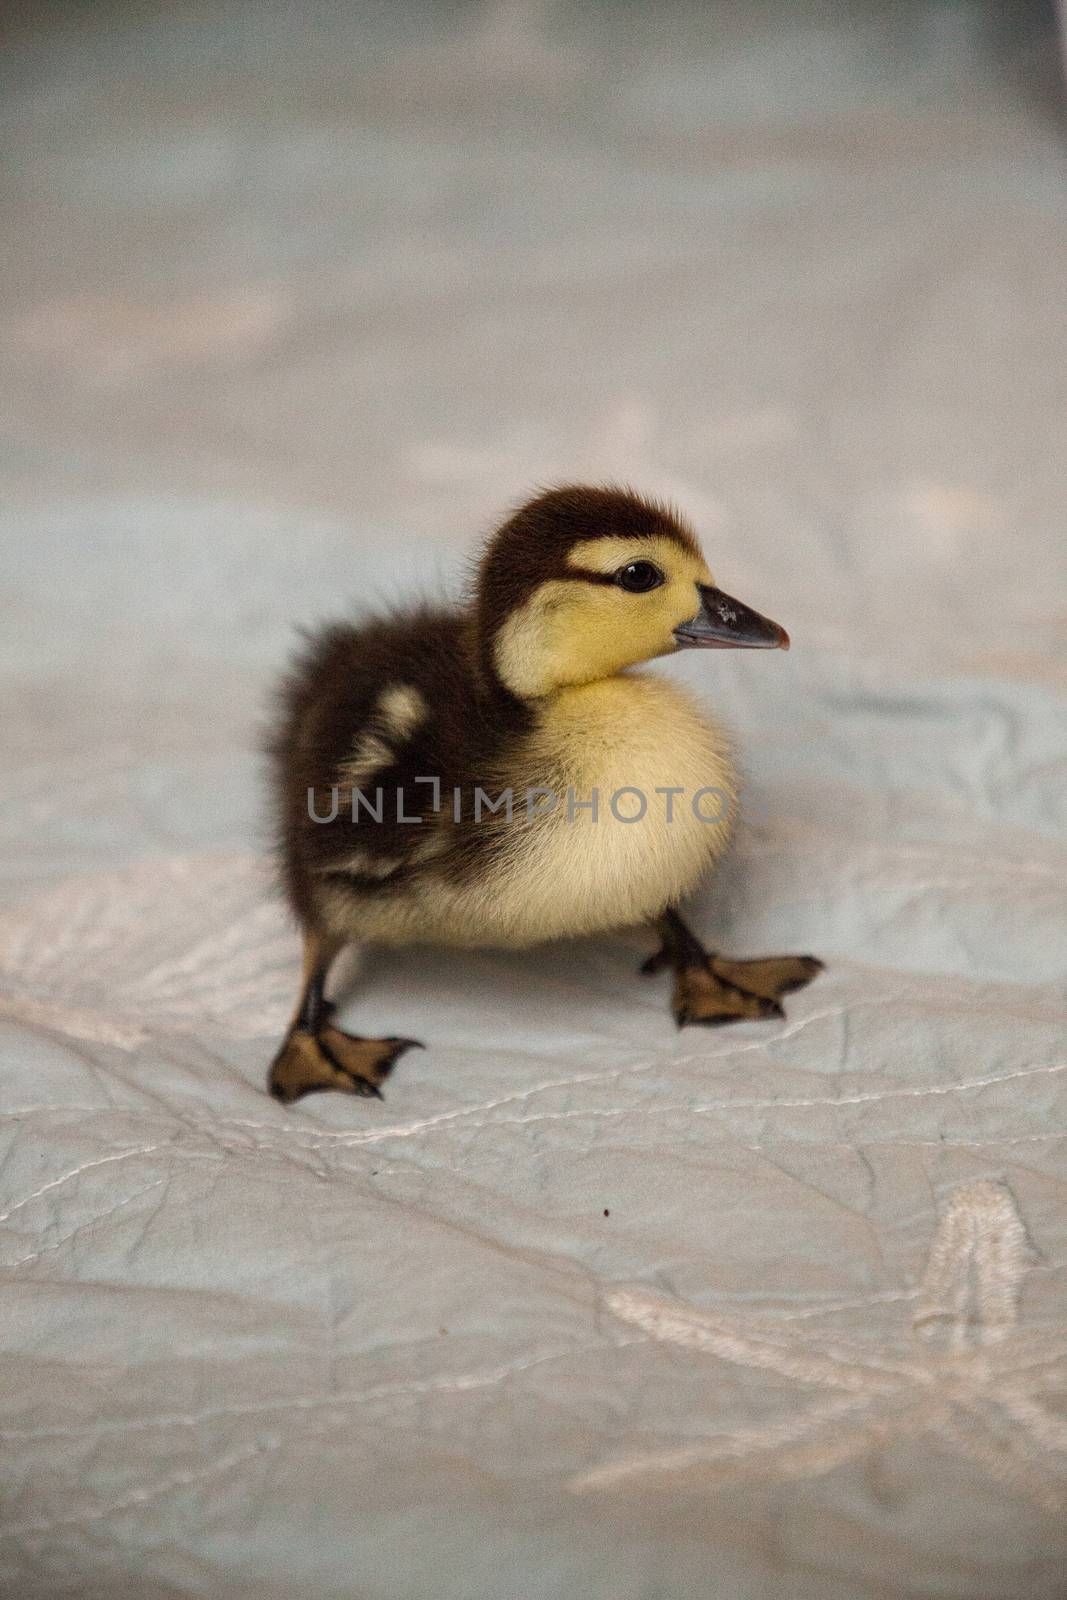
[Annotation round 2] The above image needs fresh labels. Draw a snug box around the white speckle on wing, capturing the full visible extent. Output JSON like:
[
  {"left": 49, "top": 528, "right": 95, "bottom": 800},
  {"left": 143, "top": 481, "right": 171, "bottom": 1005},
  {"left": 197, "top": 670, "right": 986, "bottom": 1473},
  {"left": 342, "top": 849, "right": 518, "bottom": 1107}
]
[{"left": 378, "top": 685, "right": 427, "bottom": 741}]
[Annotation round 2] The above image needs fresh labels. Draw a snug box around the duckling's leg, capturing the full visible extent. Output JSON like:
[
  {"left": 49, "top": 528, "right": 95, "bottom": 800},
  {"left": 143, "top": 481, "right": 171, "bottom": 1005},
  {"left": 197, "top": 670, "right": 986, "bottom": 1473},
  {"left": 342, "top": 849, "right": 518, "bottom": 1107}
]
[
  {"left": 641, "top": 907, "right": 823, "bottom": 1028},
  {"left": 268, "top": 930, "right": 421, "bottom": 1103}
]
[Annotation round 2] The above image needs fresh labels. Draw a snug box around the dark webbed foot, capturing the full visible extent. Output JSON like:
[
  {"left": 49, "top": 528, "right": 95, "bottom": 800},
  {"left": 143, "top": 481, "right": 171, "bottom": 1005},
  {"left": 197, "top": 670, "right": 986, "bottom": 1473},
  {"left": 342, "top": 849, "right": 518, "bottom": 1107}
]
[
  {"left": 269, "top": 930, "right": 423, "bottom": 1103},
  {"left": 643, "top": 910, "right": 823, "bottom": 1029},
  {"left": 269, "top": 1027, "right": 421, "bottom": 1103}
]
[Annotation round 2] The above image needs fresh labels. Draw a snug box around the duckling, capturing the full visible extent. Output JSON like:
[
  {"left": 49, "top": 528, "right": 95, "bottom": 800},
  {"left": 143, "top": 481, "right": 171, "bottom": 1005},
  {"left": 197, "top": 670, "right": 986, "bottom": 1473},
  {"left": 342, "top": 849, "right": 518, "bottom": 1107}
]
[{"left": 266, "top": 485, "right": 822, "bottom": 1102}]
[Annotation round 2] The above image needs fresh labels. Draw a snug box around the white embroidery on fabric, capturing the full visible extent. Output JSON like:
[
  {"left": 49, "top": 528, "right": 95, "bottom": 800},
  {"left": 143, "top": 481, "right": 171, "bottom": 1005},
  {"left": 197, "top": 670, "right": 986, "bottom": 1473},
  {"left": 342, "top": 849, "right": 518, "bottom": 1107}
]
[
  {"left": 572, "top": 1181, "right": 1067, "bottom": 1515},
  {"left": 0, "top": 853, "right": 295, "bottom": 1047}
]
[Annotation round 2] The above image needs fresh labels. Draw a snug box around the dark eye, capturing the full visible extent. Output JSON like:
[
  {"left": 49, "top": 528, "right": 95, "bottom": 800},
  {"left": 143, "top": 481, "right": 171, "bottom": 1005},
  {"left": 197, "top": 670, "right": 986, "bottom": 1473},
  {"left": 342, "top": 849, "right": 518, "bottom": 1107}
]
[{"left": 616, "top": 560, "right": 664, "bottom": 593}]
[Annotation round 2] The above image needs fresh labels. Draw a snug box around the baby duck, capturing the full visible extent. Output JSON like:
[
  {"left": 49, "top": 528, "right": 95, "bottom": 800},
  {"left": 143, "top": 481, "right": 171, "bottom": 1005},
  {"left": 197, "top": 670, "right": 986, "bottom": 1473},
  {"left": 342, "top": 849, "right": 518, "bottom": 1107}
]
[{"left": 266, "top": 485, "right": 822, "bottom": 1102}]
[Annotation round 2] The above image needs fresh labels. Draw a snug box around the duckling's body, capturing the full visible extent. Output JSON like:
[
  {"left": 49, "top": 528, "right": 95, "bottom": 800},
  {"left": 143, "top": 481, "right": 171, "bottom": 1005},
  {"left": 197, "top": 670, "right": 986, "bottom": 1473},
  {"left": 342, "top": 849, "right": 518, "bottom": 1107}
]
[{"left": 267, "top": 486, "right": 821, "bottom": 1102}]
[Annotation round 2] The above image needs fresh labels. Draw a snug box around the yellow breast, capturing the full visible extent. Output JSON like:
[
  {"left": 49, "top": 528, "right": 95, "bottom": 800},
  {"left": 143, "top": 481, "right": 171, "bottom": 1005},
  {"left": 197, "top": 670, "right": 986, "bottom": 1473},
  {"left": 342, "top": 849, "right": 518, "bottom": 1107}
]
[
  {"left": 329, "top": 672, "right": 736, "bottom": 951},
  {"left": 495, "top": 671, "right": 735, "bottom": 941}
]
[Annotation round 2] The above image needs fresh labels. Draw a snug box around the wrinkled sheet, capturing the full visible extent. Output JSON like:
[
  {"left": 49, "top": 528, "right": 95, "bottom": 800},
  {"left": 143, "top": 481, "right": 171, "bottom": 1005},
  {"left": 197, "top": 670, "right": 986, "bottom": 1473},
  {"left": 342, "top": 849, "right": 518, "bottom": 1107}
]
[{"left": 1, "top": 3, "right": 1066, "bottom": 1596}]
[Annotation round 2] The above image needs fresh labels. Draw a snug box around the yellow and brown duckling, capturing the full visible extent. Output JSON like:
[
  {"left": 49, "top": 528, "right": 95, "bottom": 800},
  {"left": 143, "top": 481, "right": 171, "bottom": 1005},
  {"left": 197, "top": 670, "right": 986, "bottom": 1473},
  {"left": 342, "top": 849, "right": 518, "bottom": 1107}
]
[{"left": 266, "top": 485, "right": 822, "bottom": 1102}]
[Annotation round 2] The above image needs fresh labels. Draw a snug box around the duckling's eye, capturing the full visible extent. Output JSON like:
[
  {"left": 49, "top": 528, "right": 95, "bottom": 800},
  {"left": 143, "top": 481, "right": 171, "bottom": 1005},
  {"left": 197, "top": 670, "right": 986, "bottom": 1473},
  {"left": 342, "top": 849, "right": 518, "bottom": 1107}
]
[{"left": 616, "top": 560, "right": 664, "bottom": 593}]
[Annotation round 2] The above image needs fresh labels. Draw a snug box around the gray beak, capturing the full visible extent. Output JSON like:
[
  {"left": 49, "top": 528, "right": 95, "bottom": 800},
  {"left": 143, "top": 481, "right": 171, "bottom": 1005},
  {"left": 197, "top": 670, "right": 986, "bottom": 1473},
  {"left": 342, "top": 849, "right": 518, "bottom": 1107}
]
[{"left": 674, "top": 584, "right": 790, "bottom": 651}]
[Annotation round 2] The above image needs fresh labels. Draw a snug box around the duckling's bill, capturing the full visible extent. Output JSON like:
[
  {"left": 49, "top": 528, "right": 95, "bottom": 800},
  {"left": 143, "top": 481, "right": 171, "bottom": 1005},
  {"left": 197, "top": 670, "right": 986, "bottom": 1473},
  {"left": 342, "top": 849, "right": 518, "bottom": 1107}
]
[{"left": 674, "top": 584, "right": 790, "bottom": 651}]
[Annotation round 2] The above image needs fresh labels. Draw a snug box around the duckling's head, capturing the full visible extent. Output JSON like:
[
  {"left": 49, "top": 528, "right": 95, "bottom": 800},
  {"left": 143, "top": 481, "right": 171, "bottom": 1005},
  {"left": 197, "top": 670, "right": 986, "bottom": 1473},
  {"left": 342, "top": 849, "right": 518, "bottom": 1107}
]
[{"left": 476, "top": 485, "right": 789, "bottom": 699}]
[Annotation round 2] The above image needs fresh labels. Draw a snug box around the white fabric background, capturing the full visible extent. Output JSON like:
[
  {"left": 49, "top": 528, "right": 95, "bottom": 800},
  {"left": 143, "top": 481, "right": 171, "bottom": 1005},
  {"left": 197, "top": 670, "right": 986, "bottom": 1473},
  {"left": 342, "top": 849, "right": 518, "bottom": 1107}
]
[{"left": 1, "top": 2, "right": 1065, "bottom": 1596}]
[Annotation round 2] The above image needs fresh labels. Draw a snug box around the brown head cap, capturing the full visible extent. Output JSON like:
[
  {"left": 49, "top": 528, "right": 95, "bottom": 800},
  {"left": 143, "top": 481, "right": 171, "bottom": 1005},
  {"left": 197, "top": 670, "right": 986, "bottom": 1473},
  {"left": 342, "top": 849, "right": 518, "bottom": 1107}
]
[{"left": 475, "top": 485, "right": 699, "bottom": 646}]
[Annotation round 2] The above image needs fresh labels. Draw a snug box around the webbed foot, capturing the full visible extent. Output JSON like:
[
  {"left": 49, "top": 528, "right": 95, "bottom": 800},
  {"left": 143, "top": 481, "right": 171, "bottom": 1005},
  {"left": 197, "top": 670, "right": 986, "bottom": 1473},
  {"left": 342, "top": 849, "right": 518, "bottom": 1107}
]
[
  {"left": 268, "top": 1026, "right": 421, "bottom": 1103},
  {"left": 642, "top": 910, "right": 823, "bottom": 1029},
  {"left": 667, "top": 953, "right": 823, "bottom": 1027}
]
